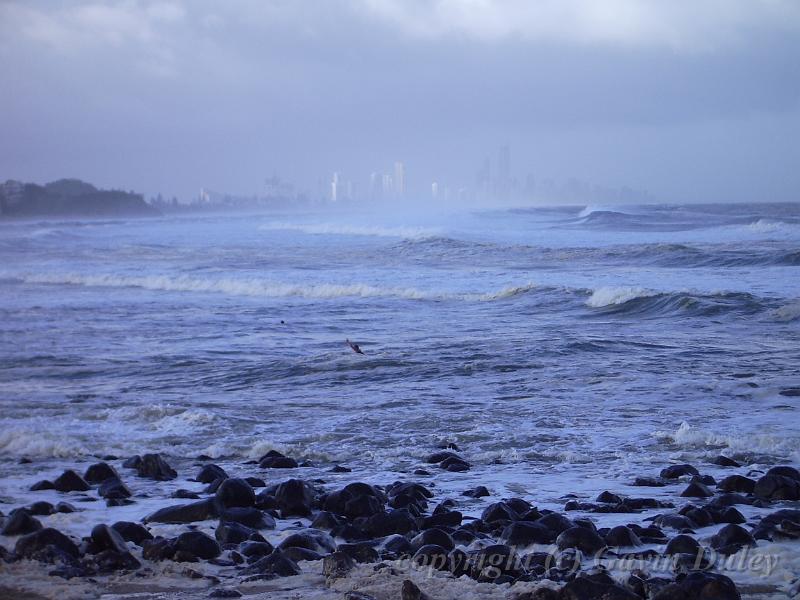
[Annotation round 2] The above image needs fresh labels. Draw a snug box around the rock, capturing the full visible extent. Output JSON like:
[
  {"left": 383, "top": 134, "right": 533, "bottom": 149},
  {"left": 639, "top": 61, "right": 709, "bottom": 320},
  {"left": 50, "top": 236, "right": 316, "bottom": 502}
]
[
  {"left": 245, "top": 477, "right": 266, "bottom": 488},
  {"left": 344, "top": 494, "right": 383, "bottom": 519},
  {"left": 463, "top": 485, "right": 490, "bottom": 498},
  {"left": 55, "top": 502, "right": 76, "bottom": 513},
  {"left": 111, "top": 521, "right": 153, "bottom": 545},
  {"left": 174, "top": 531, "right": 221, "bottom": 560},
  {"left": 481, "top": 502, "right": 519, "bottom": 523},
  {"left": 280, "top": 546, "right": 323, "bottom": 562},
  {"left": 239, "top": 540, "right": 274, "bottom": 560},
  {"left": 331, "top": 465, "right": 352, "bottom": 473},
  {"left": 766, "top": 465, "right": 800, "bottom": 481},
  {"left": 337, "top": 541, "right": 379, "bottom": 563},
  {"left": 278, "top": 529, "right": 336, "bottom": 554},
  {"left": 209, "top": 590, "right": 242, "bottom": 598},
  {"left": 215, "top": 521, "right": 257, "bottom": 545},
  {"left": 596, "top": 491, "right": 623, "bottom": 504},
  {"left": 754, "top": 474, "right": 800, "bottom": 500},
  {"left": 709, "top": 506, "right": 746, "bottom": 525},
  {"left": 410, "top": 528, "right": 454, "bottom": 552},
  {"left": 258, "top": 450, "right": 298, "bottom": 469},
  {"left": 84, "top": 462, "right": 118, "bottom": 484},
  {"left": 1, "top": 509, "right": 42, "bottom": 536},
  {"left": 87, "top": 524, "right": 132, "bottom": 555},
  {"left": 273, "top": 478, "right": 314, "bottom": 516},
  {"left": 244, "top": 551, "right": 301, "bottom": 577},
  {"left": 653, "top": 571, "right": 740, "bottom": 600},
  {"left": 220, "top": 507, "right": 275, "bottom": 529},
  {"left": 216, "top": 478, "right": 256, "bottom": 508},
  {"left": 426, "top": 450, "right": 460, "bottom": 463},
  {"left": 501, "top": 521, "right": 554, "bottom": 546},
  {"left": 98, "top": 477, "right": 132, "bottom": 499},
  {"left": 604, "top": 525, "right": 641, "bottom": 547},
  {"left": 323, "top": 550, "right": 356, "bottom": 577},
  {"left": 680, "top": 481, "right": 713, "bottom": 498},
  {"left": 664, "top": 534, "right": 701, "bottom": 555},
  {"left": 712, "top": 456, "right": 741, "bottom": 468},
  {"left": 401, "top": 579, "right": 432, "bottom": 600},
  {"left": 30, "top": 480, "right": 55, "bottom": 491},
  {"left": 135, "top": 453, "right": 177, "bottom": 481},
  {"left": 142, "top": 537, "right": 176, "bottom": 561},
  {"left": 560, "top": 574, "right": 640, "bottom": 600},
  {"left": 632, "top": 476, "right": 666, "bottom": 487},
  {"left": 173, "top": 489, "right": 201, "bottom": 499},
  {"left": 53, "top": 470, "right": 91, "bottom": 492},
  {"left": 717, "top": 475, "right": 756, "bottom": 494},
  {"left": 421, "top": 510, "right": 462, "bottom": 529},
  {"left": 710, "top": 524, "right": 756, "bottom": 553},
  {"left": 470, "top": 544, "right": 523, "bottom": 580},
  {"left": 122, "top": 455, "right": 142, "bottom": 469},
  {"left": 660, "top": 464, "right": 699, "bottom": 479},
  {"left": 346, "top": 593, "right": 378, "bottom": 600},
  {"left": 27, "top": 501, "right": 56, "bottom": 516},
  {"left": 536, "top": 512, "right": 575, "bottom": 536},
  {"left": 412, "top": 544, "right": 449, "bottom": 570},
  {"left": 365, "top": 509, "right": 417, "bottom": 537},
  {"left": 15, "top": 527, "right": 79, "bottom": 560},
  {"left": 655, "top": 513, "right": 696, "bottom": 531},
  {"left": 384, "top": 534, "right": 413, "bottom": 557},
  {"left": 556, "top": 527, "right": 606, "bottom": 555},
  {"left": 310, "top": 510, "right": 343, "bottom": 531},
  {"left": 196, "top": 464, "right": 228, "bottom": 483},
  {"left": 144, "top": 499, "right": 218, "bottom": 523}
]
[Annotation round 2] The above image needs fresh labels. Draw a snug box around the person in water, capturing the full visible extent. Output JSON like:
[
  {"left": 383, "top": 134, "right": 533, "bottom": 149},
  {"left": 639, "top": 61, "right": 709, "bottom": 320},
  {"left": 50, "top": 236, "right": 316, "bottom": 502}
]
[{"left": 346, "top": 339, "right": 364, "bottom": 354}]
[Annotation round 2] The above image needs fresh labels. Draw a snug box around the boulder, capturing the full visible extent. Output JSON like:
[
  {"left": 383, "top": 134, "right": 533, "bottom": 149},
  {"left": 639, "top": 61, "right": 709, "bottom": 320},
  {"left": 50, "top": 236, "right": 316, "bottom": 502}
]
[
  {"left": 173, "top": 531, "right": 221, "bottom": 560},
  {"left": 1, "top": 509, "right": 42, "bottom": 536},
  {"left": 84, "top": 462, "right": 118, "bottom": 484},
  {"left": 215, "top": 478, "right": 255, "bottom": 508},
  {"left": 717, "top": 475, "right": 756, "bottom": 494},
  {"left": 556, "top": 527, "right": 606, "bottom": 555},
  {"left": 53, "top": 469, "right": 90, "bottom": 492},
  {"left": 660, "top": 464, "right": 699, "bottom": 479},
  {"left": 653, "top": 572, "right": 740, "bottom": 600},
  {"left": 144, "top": 499, "right": 217, "bottom": 523},
  {"left": 15, "top": 528, "right": 79, "bottom": 560},
  {"left": 196, "top": 464, "right": 228, "bottom": 483},
  {"left": 273, "top": 479, "right": 314, "bottom": 517},
  {"left": 134, "top": 454, "right": 177, "bottom": 481},
  {"left": 98, "top": 477, "right": 132, "bottom": 499},
  {"left": 111, "top": 521, "right": 153, "bottom": 545}
]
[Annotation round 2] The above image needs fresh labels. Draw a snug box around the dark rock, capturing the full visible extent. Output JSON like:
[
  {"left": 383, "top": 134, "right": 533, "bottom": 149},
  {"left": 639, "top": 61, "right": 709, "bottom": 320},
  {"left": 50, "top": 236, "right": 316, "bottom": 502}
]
[
  {"left": 681, "top": 481, "right": 714, "bottom": 498},
  {"left": 345, "top": 494, "right": 383, "bottom": 519},
  {"left": 596, "top": 491, "right": 623, "bottom": 504},
  {"left": 240, "top": 540, "right": 274, "bottom": 560},
  {"left": 384, "top": 534, "right": 413, "bottom": 556},
  {"left": 1, "top": 509, "right": 42, "bottom": 536},
  {"left": 660, "top": 464, "right": 699, "bottom": 479},
  {"left": 196, "top": 464, "right": 228, "bottom": 483},
  {"left": 712, "top": 456, "right": 741, "bottom": 468},
  {"left": 142, "top": 537, "right": 176, "bottom": 561},
  {"left": 215, "top": 521, "right": 256, "bottom": 545},
  {"left": 273, "top": 478, "right": 314, "bottom": 516},
  {"left": 710, "top": 524, "right": 756, "bottom": 551},
  {"left": 53, "top": 470, "right": 91, "bottom": 492},
  {"left": 310, "top": 510, "right": 343, "bottom": 531},
  {"left": 441, "top": 456, "right": 471, "bottom": 472},
  {"left": 421, "top": 510, "right": 462, "bottom": 529},
  {"left": 632, "top": 476, "right": 667, "bottom": 487},
  {"left": 401, "top": 579, "right": 432, "bottom": 600},
  {"left": 280, "top": 546, "right": 322, "bottom": 562},
  {"left": 55, "top": 502, "right": 76, "bottom": 513},
  {"left": 174, "top": 531, "right": 221, "bottom": 560},
  {"left": 278, "top": 529, "right": 336, "bottom": 554},
  {"left": 470, "top": 544, "right": 523, "bottom": 580},
  {"left": 426, "top": 450, "right": 461, "bottom": 463},
  {"left": 412, "top": 544, "right": 449, "bottom": 570},
  {"left": 30, "top": 480, "right": 55, "bottom": 491},
  {"left": 134, "top": 453, "right": 177, "bottom": 481},
  {"left": 209, "top": 589, "right": 242, "bottom": 598},
  {"left": 463, "top": 485, "right": 490, "bottom": 498},
  {"left": 173, "top": 489, "right": 201, "bottom": 499},
  {"left": 481, "top": 502, "right": 519, "bottom": 523},
  {"left": 718, "top": 475, "right": 756, "bottom": 494},
  {"left": 410, "top": 528, "right": 454, "bottom": 552},
  {"left": 560, "top": 574, "right": 640, "bottom": 600},
  {"left": 655, "top": 513, "right": 697, "bottom": 530},
  {"left": 111, "top": 521, "right": 153, "bottom": 545},
  {"left": 98, "top": 476, "right": 132, "bottom": 499},
  {"left": 331, "top": 465, "right": 352, "bottom": 473},
  {"left": 709, "top": 506, "right": 746, "bottom": 525},
  {"left": 501, "top": 521, "right": 554, "bottom": 545},
  {"left": 258, "top": 450, "right": 298, "bottom": 469},
  {"left": 707, "top": 492, "right": 751, "bottom": 508},
  {"left": 84, "top": 462, "right": 118, "bottom": 484},
  {"left": 346, "top": 593, "right": 378, "bottom": 600},
  {"left": 144, "top": 499, "right": 218, "bottom": 523},
  {"left": 653, "top": 571, "right": 740, "bottom": 600},
  {"left": 536, "top": 513, "right": 575, "bottom": 536},
  {"left": 323, "top": 550, "right": 356, "bottom": 577},
  {"left": 682, "top": 506, "right": 714, "bottom": 528},
  {"left": 664, "top": 534, "right": 701, "bottom": 555},
  {"left": 556, "top": 527, "right": 606, "bottom": 555},
  {"left": 766, "top": 465, "right": 800, "bottom": 481},
  {"left": 366, "top": 509, "right": 417, "bottom": 537},
  {"left": 220, "top": 507, "right": 275, "bottom": 529},
  {"left": 244, "top": 477, "right": 266, "bottom": 488},
  {"left": 215, "top": 478, "right": 255, "bottom": 508},
  {"left": 754, "top": 474, "right": 800, "bottom": 500},
  {"left": 338, "top": 541, "right": 380, "bottom": 563},
  {"left": 122, "top": 455, "right": 142, "bottom": 469},
  {"left": 15, "top": 527, "right": 79, "bottom": 559},
  {"left": 27, "top": 501, "right": 56, "bottom": 516},
  {"left": 604, "top": 525, "right": 641, "bottom": 547},
  {"left": 244, "top": 551, "right": 301, "bottom": 577}
]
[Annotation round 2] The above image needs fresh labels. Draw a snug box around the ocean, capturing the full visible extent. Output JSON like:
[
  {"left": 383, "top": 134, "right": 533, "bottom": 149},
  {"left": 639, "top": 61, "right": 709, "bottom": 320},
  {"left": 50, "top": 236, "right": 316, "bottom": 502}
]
[{"left": 1, "top": 202, "right": 799, "bottom": 596}]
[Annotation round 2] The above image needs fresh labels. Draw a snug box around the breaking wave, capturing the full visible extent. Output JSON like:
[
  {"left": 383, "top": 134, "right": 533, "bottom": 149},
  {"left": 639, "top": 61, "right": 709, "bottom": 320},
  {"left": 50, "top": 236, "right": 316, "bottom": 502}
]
[
  {"left": 586, "top": 286, "right": 769, "bottom": 318},
  {"left": 259, "top": 221, "right": 441, "bottom": 239}
]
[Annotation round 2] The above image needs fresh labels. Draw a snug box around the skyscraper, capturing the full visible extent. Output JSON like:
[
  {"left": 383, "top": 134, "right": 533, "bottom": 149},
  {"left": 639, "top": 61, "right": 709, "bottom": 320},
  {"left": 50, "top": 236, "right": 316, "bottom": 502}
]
[
  {"left": 330, "top": 172, "right": 340, "bottom": 203},
  {"left": 394, "top": 161, "right": 405, "bottom": 199},
  {"left": 431, "top": 181, "right": 439, "bottom": 200}
]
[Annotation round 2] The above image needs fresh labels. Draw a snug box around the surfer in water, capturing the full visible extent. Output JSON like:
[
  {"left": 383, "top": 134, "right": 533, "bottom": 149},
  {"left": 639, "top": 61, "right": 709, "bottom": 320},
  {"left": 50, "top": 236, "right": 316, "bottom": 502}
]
[{"left": 346, "top": 339, "right": 364, "bottom": 354}]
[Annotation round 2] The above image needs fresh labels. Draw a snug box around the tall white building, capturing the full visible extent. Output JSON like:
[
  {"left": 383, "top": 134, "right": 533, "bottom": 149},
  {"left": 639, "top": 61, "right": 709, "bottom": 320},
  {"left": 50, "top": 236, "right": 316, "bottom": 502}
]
[
  {"left": 331, "top": 172, "right": 340, "bottom": 203},
  {"left": 431, "top": 181, "right": 439, "bottom": 200},
  {"left": 394, "top": 161, "right": 405, "bottom": 199}
]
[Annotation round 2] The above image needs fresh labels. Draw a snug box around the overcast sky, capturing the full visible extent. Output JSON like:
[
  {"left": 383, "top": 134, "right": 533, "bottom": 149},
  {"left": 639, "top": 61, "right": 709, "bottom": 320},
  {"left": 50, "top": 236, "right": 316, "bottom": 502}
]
[{"left": 1, "top": 0, "right": 799, "bottom": 203}]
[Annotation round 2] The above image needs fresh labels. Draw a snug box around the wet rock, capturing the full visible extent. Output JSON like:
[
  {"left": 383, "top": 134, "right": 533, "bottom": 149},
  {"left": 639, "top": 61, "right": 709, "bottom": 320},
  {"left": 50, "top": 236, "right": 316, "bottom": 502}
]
[
  {"left": 239, "top": 540, "right": 274, "bottom": 560},
  {"left": 660, "top": 464, "right": 699, "bottom": 479},
  {"left": 708, "top": 506, "right": 746, "bottom": 525},
  {"left": 751, "top": 508, "right": 800, "bottom": 540},
  {"left": 653, "top": 571, "right": 740, "bottom": 600},
  {"left": 209, "top": 590, "right": 242, "bottom": 598},
  {"left": 244, "top": 551, "right": 301, "bottom": 577},
  {"left": 310, "top": 510, "right": 343, "bottom": 531},
  {"left": 258, "top": 450, "right": 298, "bottom": 469},
  {"left": 710, "top": 524, "right": 756, "bottom": 554},
  {"left": 142, "top": 537, "right": 176, "bottom": 561},
  {"left": 754, "top": 474, "right": 800, "bottom": 500},
  {"left": 1, "top": 509, "right": 42, "bottom": 536},
  {"left": 717, "top": 475, "right": 756, "bottom": 494},
  {"left": 426, "top": 450, "right": 460, "bottom": 463},
  {"left": 560, "top": 574, "right": 640, "bottom": 600},
  {"left": 421, "top": 510, "right": 462, "bottom": 529},
  {"left": 144, "top": 498, "right": 218, "bottom": 523},
  {"left": 655, "top": 513, "right": 696, "bottom": 531},
  {"left": 215, "top": 521, "right": 257, "bottom": 545},
  {"left": 536, "top": 513, "right": 575, "bottom": 536},
  {"left": 463, "top": 485, "right": 490, "bottom": 498},
  {"left": 597, "top": 491, "right": 623, "bottom": 504},
  {"left": 215, "top": 478, "right": 256, "bottom": 508},
  {"left": 133, "top": 453, "right": 177, "bottom": 480},
  {"left": 56, "top": 501, "right": 76, "bottom": 513},
  {"left": 323, "top": 550, "right": 355, "bottom": 577},
  {"left": 556, "top": 527, "right": 606, "bottom": 555},
  {"left": 412, "top": 544, "right": 449, "bottom": 570},
  {"left": 712, "top": 456, "right": 741, "bottom": 468},
  {"left": 707, "top": 492, "right": 751, "bottom": 508},
  {"left": 338, "top": 541, "right": 379, "bottom": 563},
  {"left": 111, "top": 521, "right": 153, "bottom": 545},
  {"left": 245, "top": 477, "right": 266, "bottom": 488},
  {"left": 401, "top": 579, "right": 432, "bottom": 600},
  {"left": 384, "top": 534, "right": 413, "bottom": 557},
  {"left": 273, "top": 478, "right": 314, "bottom": 517},
  {"left": 196, "top": 464, "right": 228, "bottom": 483},
  {"left": 331, "top": 464, "right": 352, "bottom": 473},
  {"left": 501, "top": 521, "right": 554, "bottom": 546},
  {"left": 27, "top": 501, "right": 56, "bottom": 516},
  {"left": 766, "top": 465, "right": 800, "bottom": 481},
  {"left": 174, "top": 531, "right": 221, "bottom": 560},
  {"left": 410, "top": 528, "right": 454, "bottom": 552},
  {"left": 605, "top": 525, "right": 641, "bottom": 547},
  {"left": 345, "top": 494, "right": 384, "bottom": 518},
  {"left": 346, "top": 593, "right": 378, "bottom": 600},
  {"left": 15, "top": 527, "right": 80, "bottom": 560},
  {"left": 87, "top": 524, "right": 128, "bottom": 554},
  {"left": 220, "top": 507, "right": 275, "bottom": 529},
  {"left": 122, "top": 455, "right": 142, "bottom": 469},
  {"left": 680, "top": 481, "right": 713, "bottom": 498},
  {"left": 53, "top": 469, "right": 91, "bottom": 492},
  {"left": 281, "top": 546, "right": 323, "bottom": 562},
  {"left": 664, "top": 534, "right": 701, "bottom": 555},
  {"left": 173, "top": 489, "right": 201, "bottom": 499},
  {"left": 441, "top": 456, "right": 471, "bottom": 472},
  {"left": 30, "top": 480, "right": 55, "bottom": 491},
  {"left": 84, "top": 462, "right": 119, "bottom": 484},
  {"left": 481, "top": 502, "right": 519, "bottom": 524},
  {"left": 98, "top": 476, "right": 132, "bottom": 499},
  {"left": 632, "top": 476, "right": 667, "bottom": 487},
  {"left": 471, "top": 544, "right": 524, "bottom": 580},
  {"left": 365, "top": 508, "right": 417, "bottom": 537},
  {"left": 278, "top": 529, "right": 337, "bottom": 554}
]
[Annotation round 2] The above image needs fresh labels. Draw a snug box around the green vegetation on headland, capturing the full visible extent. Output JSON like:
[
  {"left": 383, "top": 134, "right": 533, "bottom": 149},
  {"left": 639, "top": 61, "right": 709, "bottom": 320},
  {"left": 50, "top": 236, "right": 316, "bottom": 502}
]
[{"left": 0, "top": 179, "right": 160, "bottom": 219}]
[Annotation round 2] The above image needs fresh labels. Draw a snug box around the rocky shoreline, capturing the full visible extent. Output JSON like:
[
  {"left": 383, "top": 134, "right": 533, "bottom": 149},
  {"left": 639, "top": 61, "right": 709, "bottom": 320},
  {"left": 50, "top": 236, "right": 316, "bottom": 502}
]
[{"left": 1, "top": 448, "right": 799, "bottom": 600}]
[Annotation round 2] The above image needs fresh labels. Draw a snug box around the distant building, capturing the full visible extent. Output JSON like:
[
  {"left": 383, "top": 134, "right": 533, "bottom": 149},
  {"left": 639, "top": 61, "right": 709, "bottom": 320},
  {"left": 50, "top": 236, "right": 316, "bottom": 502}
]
[
  {"left": 394, "top": 161, "right": 405, "bottom": 199},
  {"left": 431, "top": 181, "right": 439, "bottom": 200},
  {"left": 381, "top": 173, "right": 393, "bottom": 198},
  {"left": 331, "top": 172, "right": 340, "bottom": 203}
]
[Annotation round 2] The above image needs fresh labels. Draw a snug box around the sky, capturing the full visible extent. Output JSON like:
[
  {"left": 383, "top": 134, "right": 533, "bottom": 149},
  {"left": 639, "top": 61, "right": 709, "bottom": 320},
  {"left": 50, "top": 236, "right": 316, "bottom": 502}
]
[{"left": 1, "top": 0, "right": 799, "bottom": 204}]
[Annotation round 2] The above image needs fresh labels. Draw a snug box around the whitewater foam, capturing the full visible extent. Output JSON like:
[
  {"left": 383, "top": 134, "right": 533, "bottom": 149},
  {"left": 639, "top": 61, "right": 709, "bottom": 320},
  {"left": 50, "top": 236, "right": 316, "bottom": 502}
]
[
  {"left": 586, "top": 286, "right": 656, "bottom": 308},
  {"left": 259, "top": 221, "right": 441, "bottom": 239}
]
